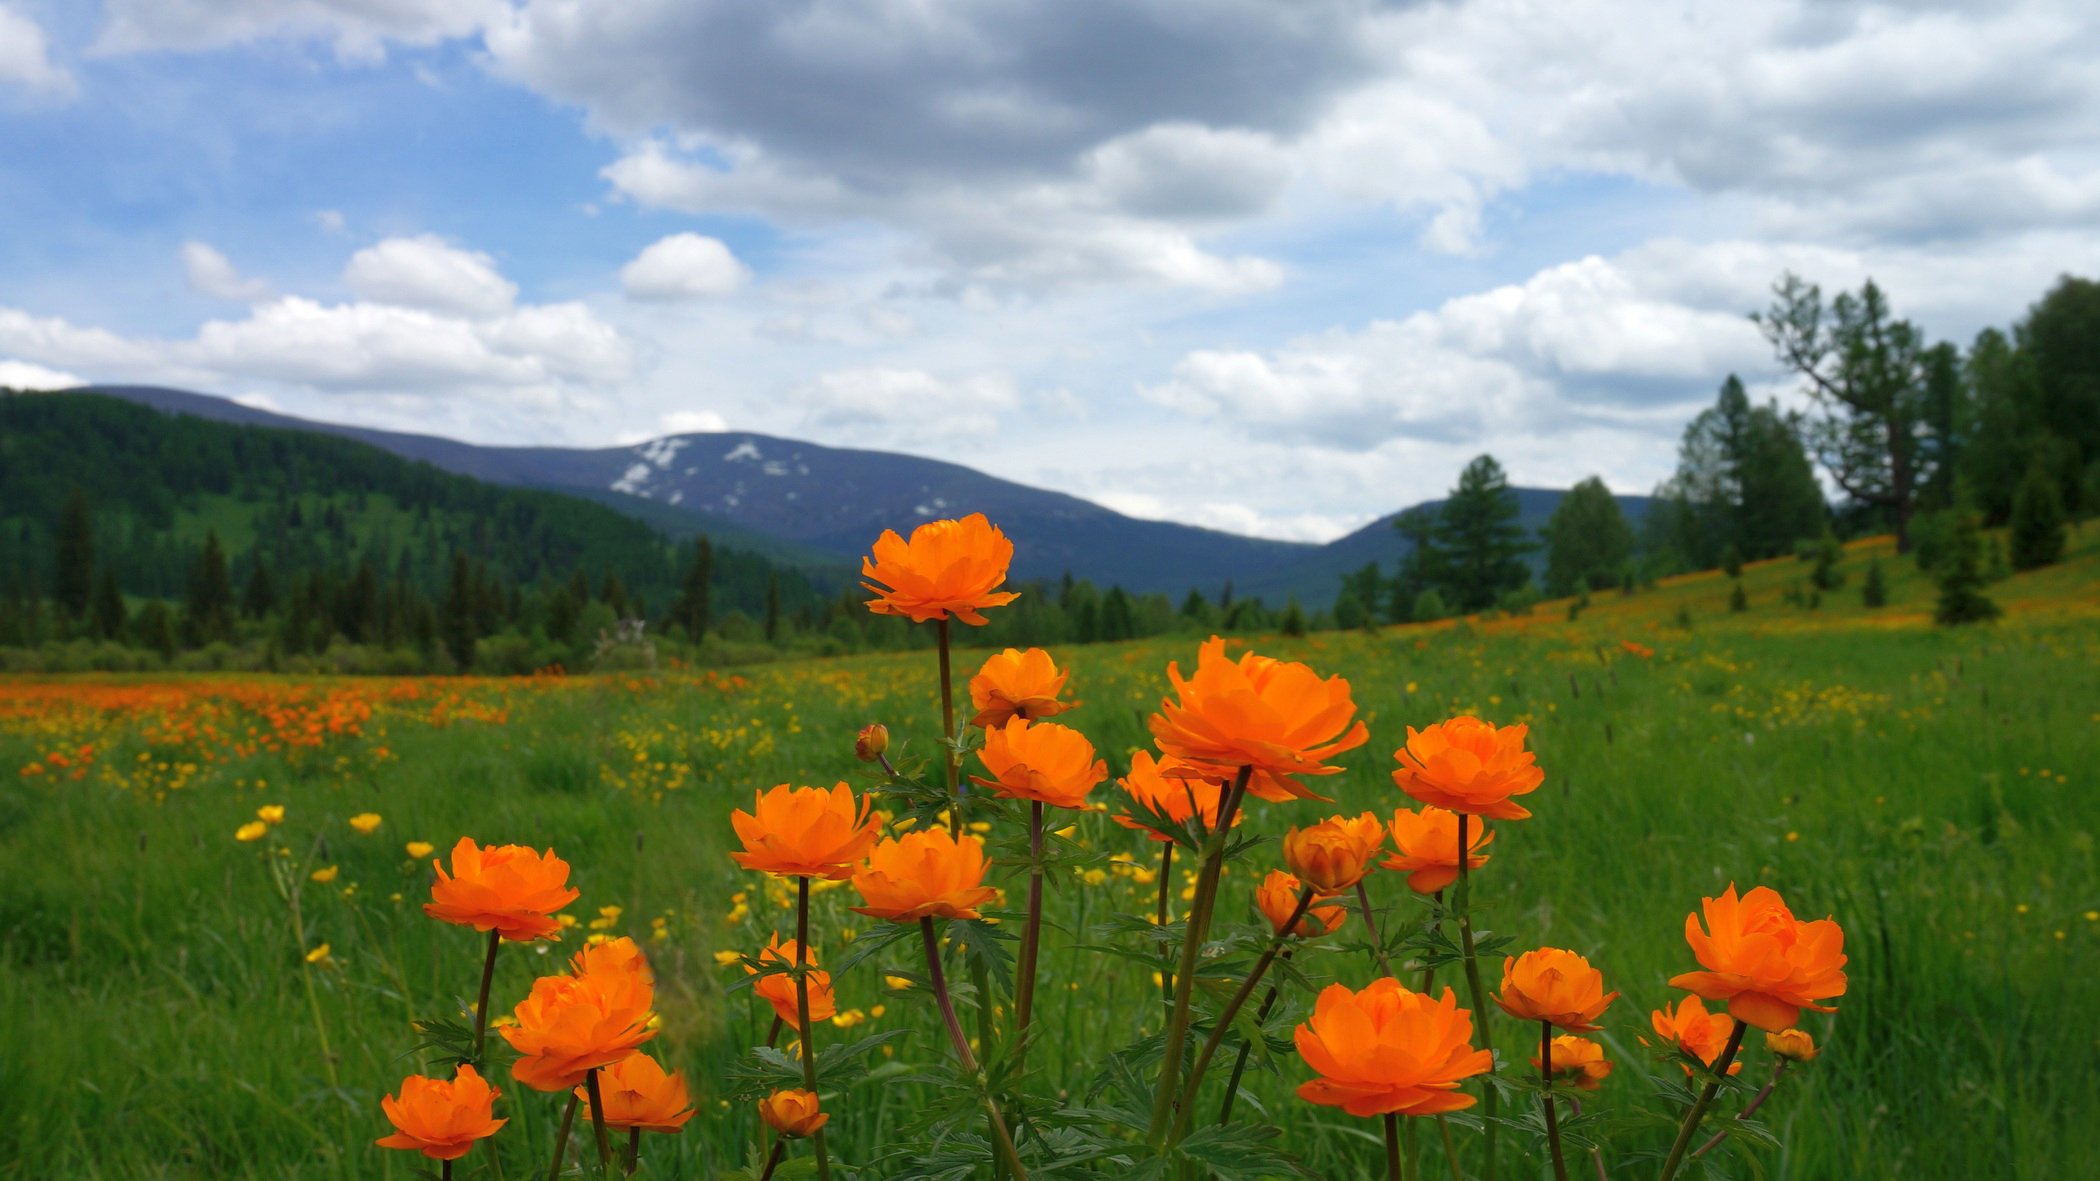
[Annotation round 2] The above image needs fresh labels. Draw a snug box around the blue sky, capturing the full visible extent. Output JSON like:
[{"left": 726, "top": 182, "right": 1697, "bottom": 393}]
[{"left": 4, "top": 0, "right": 2098, "bottom": 540}]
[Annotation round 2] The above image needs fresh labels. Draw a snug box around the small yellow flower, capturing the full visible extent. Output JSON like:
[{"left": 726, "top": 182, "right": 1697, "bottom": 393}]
[
  {"left": 405, "top": 841, "right": 434, "bottom": 859},
  {"left": 257, "top": 805, "right": 285, "bottom": 825},
  {"left": 304, "top": 943, "right": 332, "bottom": 965},
  {"left": 713, "top": 949, "right": 742, "bottom": 966},
  {"left": 588, "top": 904, "right": 623, "bottom": 931},
  {"left": 348, "top": 812, "right": 382, "bottom": 835},
  {"left": 1784, "top": 831, "right": 1799, "bottom": 842},
  {"left": 885, "top": 975, "right": 913, "bottom": 991},
  {"left": 310, "top": 865, "right": 339, "bottom": 883},
  {"left": 235, "top": 821, "right": 268, "bottom": 842}
]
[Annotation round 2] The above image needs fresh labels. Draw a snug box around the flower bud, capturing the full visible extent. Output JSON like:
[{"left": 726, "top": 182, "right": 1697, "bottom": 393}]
[
  {"left": 758, "top": 1088, "right": 828, "bottom": 1138},
  {"left": 1765, "top": 1028, "right": 1818, "bottom": 1062},
  {"left": 855, "top": 724, "right": 889, "bottom": 762}
]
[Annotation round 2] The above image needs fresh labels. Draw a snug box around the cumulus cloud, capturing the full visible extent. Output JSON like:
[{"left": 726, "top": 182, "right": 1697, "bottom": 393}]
[
  {"left": 0, "top": 4, "right": 75, "bottom": 98},
  {"left": 92, "top": 0, "right": 503, "bottom": 60},
  {"left": 343, "top": 235, "right": 517, "bottom": 318},
  {"left": 794, "top": 367, "right": 1019, "bottom": 440},
  {"left": 620, "top": 233, "right": 750, "bottom": 300},
  {"left": 659, "top": 408, "right": 728, "bottom": 434},
  {"left": 0, "top": 358, "right": 85, "bottom": 390},
  {"left": 181, "top": 241, "right": 273, "bottom": 303}
]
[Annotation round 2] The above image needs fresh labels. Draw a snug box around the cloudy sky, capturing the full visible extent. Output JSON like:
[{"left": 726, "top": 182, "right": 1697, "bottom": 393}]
[{"left": 3, "top": 1, "right": 2098, "bottom": 541}]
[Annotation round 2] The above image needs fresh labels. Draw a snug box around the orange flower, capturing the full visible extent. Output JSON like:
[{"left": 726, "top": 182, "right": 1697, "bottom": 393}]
[
  {"left": 1531, "top": 1035, "right": 1613, "bottom": 1090},
  {"left": 1295, "top": 980, "right": 1493, "bottom": 1118},
  {"left": 1281, "top": 812, "right": 1385, "bottom": 895},
  {"left": 1668, "top": 884, "right": 1847, "bottom": 1032},
  {"left": 1494, "top": 948, "right": 1619, "bottom": 1032},
  {"left": 424, "top": 838, "right": 580, "bottom": 941},
  {"left": 854, "top": 724, "right": 888, "bottom": 762},
  {"left": 1383, "top": 805, "right": 1494, "bottom": 894},
  {"left": 849, "top": 828, "right": 998, "bottom": 922},
  {"left": 747, "top": 933, "right": 836, "bottom": 1030},
  {"left": 574, "top": 1053, "right": 695, "bottom": 1133},
  {"left": 1392, "top": 716, "right": 1545, "bottom": 820},
  {"left": 502, "top": 936, "right": 658, "bottom": 1091},
  {"left": 758, "top": 1088, "right": 828, "bottom": 1138},
  {"left": 376, "top": 1063, "right": 507, "bottom": 1160},
  {"left": 1650, "top": 995, "right": 1742, "bottom": 1076},
  {"left": 730, "top": 782, "right": 881, "bottom": 881},
  {"left": 968, "top": 648, "right": 1071, "bottom": 727},
  {"left": 1148, "top": 636, "right": 1369, "bottom": 801},
  {"left": 1765, "top": 1028, "right": 1819, "bottom": 1062},
  {"left": 1113, "top": 749, "right": 1230, "bottom": 841},
  {"left": 860, "top": 513, "right": 1020, "bottom": 625},
  {"left": 1255, "top": 870, "right": 1347, "bottom": 938},
  {"left": 969, "top": 717, "right": 1107, "bottom": 810}
]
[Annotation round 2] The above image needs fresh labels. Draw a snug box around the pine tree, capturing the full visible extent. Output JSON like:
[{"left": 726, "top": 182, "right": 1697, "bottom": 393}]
[
  {"left": 1412, "top": 588, "right": 1447, "bottom": 622},
  {"left": 240, "top": 562, "right": 276, "bottom": 619},
  {"left": 91, "top": 571, "right": 127, "bottom": 640},
  {"left": 54, "top": 487, "right": 94, "bottom": 622},
  {"left": 134, "top": 600, "right": 176, "bottom": 661},
  {"left": 671, "top": 538, "right": 714, "bottom": 641},
  {"left": 2009, "top": 460, "right": 2067, "bottom": 569},
  {"left": 1862, "top": 558, "right": 1887, "bottom": 608},
  {"left": 1934, "top": 514, "right": 2002, "bottom": 625},
  {"left": 1541, "top": 477, "right": 1634, "bottom": 596},
  {"left": 1722, "top": 543, "right": 1743, "bottom": 579},
  {"left": 1729, "top": 581, "right": 1749, "bottom": 613},
  {"left": 441, "top": 551, "right": 478, "bottom": 670},
  {"left": 1432, "top": 455, "right": 1533, "bottom": 612},
  {"left": 1278, "top": 597, "right": 1308, "bottom": 637},
  {"left": 181, "top": 531, "right": 234, "bottom": 646},
  {"left": 763, "top": 573, "right": 781, "bottom": 643},
  {"left": 1810, "top": 530, "right": 1845, "bottom": 590}
]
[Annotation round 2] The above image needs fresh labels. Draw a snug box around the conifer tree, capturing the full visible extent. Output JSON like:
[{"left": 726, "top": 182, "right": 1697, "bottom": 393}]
[
  {"left": 54, "top": 488, "right": 94, "bottom": 622},
  {"left": 1934, "top": 514, "right": 2002, "bottom": 625},
  {"left": 91, "top": 571, "right": 127, "bottom": 640},
  {"left": 181, "top": 531, "right": 234, "bottom": 646},
  {"left": 1433, "top": 455, "right": 1533, "bottom": 611},
  {"left": 1862, "top": 558, "right": 1887, "bottom": 608},
  {"left": 2009, "top": 460, "right": 2067, "bottom": 570}
]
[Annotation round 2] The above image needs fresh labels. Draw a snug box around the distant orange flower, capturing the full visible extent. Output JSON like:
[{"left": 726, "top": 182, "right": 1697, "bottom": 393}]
[
  {"left": 376, "top": 1063, "right": 506, "bottom": 1160},
  {"left": 1295, "top": 980, "right": 1493, "bottom": 1118},
  {"left": 850, "top": 828, "right": 999, "bottom": 922},
  {"left": 1149, "top": 636, "right": 1368, "bottom": 801},
  {"left": 1668, "top": 884, "right": 1847, "bottom": 1032},
  {"left": 748, "top": 933, "right": 836, "bottom": 1030},
  {"left": 503, "top": 936, "right": 658, "bottom": 1091},
  {"left": 1650, "top": 995, "right": 1742, "bottom": 1076},
  {"left": 1531, "top": 1035, "right": 1612, "bottom": 1090},
  {"left": 424, "top": 838, "right": 580, "bottom": 942},
  {"left": 730, "top": 782, "right": 881, "bottom": 881},
  {"left": 1392, "top": 716, "right": 1545, "bottom": 820},
  {"left": 1282, "top": 812, "right": 1385, "bottom": 895},
  {"left": 860, "top": 513, "right": 1020, "bottom": 625},
  {"left": 1765, "top": 1028, "right": 1819, "bottom": 1062},
  {"left": 1383, "top": 805, "right": 1494, "bottom": 894},
  {"left": 970, "top": 717, "right": 1107, "bottom": 810},
  {"left": 758, "top": 1088, "right": 828, "bottom": 1138},
  {"left": 1256, "top": 870, "right": 1347, "bottom": 938},
  {"left": 969, "top": 647, "right": 1071, "bottom": 727},
  {"left": 1494, "top": 948, "right": 1619, "bottom": 1032},
  {"left": 575, "top": 1053, "right": 695, "bottom": 1133}
]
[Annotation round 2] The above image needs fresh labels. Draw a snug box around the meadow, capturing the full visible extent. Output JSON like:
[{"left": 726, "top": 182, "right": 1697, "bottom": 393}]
[{"left": 1, "top": 532, "right": 2096, "bottom": 1180}]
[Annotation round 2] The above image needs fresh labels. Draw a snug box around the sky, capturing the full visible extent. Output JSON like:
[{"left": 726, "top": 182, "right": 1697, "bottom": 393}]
[{"left": 3, "top": 1, "right": 2098, "bottom": 543}]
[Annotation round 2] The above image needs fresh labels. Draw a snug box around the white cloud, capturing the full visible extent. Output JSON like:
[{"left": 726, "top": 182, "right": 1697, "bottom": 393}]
[
  {"left": 619, "top": 233, "right": 750, "bottom": 301},
  {"left": 343, "top": 235, "right": 517, "bottom": 317},
  {"left": 313, "top": 209, "right": 346, "bottom": 233},
  {"left": 660, "top": 409, "right": 728, "bottom": 434},
  {"left": 181, "top": 241, "right": 273, "bottom": 303},
  {"left": 0, "top": 307, "right": 159, "bottom": 371},
  {"left": 0, "top": 358, "right": 85, "bottom": 390},
  {"left": 92, "top": 0, "right": 502, "bottom": 61},
  {"left": 0, "top": 4, "right": 75, "bottom": 98},
  {"left": 795, "top": 367, "right": 1019, "bottom": 439}
]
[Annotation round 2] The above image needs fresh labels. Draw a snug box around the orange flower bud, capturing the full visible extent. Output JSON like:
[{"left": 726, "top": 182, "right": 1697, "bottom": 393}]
[
  {"left": 758, "top": 1088, "right": 828, "bottom": 1138},
  {"left": 854, "top": 724, "right": 888, "bottom": 762},
  {"left": 1650, "top": 995, "right": 1742, "bottom": 1076},
  {"left": 730, "top": 782, "right": 881, "bottom": 881},
  {"left": 1668, "top": 884, "right": 1847, "bottom": 1032},
  {"left": 376, "top": 1063, "right": 507, "bottom": 1160},
  {"left": 968, "top": 647, "right": 1070, "bottom": 728},
  {"left": 1392, "top": 716, "right": 1545, "bottom": 820},
  {"left": 1149, "top": 637, "right": 1368, "bottom": 801},
  {"left": 1281, "top": 812, "right": 1385, "bottom": 895},
  {"left": 1765, "top": 1028, "right": 1818, "bottom": 1062},
  {"left": 747, "top": 933, "right": 835, "bottom": 1030},
  {"left": 849, "top": 828, "right": 998, "bottom": 923},
  {"left": 502, "top": 936, "right": 657, "bottom": 1091},
  {"left": 1255, "top": 870, "right": 1347, "bottom": 938},
  {"left": 1295, "top": 980, "right": 1492, "bottom": 1118},
  {"left": 1383, "top": 805, "right": 1493, "bottom": 894},
  {"left": 1113, "top": 749, "right": 1230, "bottom": 841},
  {"left": 860, "top": 514, "right": 1019, "bottom": 626},
  {"left": 574, "top": 1052, "right": 695, "bottom": 1133},
  {"left": 969, "top": 717, "right": 1107, "bottom": 810},
  {"left": 424, "top": 838, "right": 580, "bottom": 942},
  {"left": 1494, "top": 947, "right": 1619, "bottom": 1032},
  {"left": 1531, "top": 1035, "right": 1613, "bottom": 1090}
]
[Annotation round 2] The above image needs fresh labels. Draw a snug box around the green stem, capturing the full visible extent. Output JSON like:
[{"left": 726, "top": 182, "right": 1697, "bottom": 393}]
[
  {"left": 793, "top": 876, "right": 835, "bottom": 1181},
  {"left": 1541, "top": 1021, "right": 1570, "bottom": 1181},
  {"left": 1216, "top": 948, "right": 1291, "bottom": 1125},
  {"left": 1174, "top": 887, "right": 1313, "bottom": 1142},
  {"left": 1155, "top": 841, "right": 1175, "bottom": 1011},
  {"left": 1357, "top": 879, "right": 1393, "bottom": 977},
  {"left": 1454, "top": 813, "right": 1496, "bottom": 1181},
  {"left": 547, "top": 1094, "right": 578, "bottom": 1181},
  {"left": 937, "top": 617, "right": 959, "bottom": 827},
  {"left": 1437, "top": 1116, "right": 1464, "bottom": 1181},
  {"left": 1147, "top": 766, "right": 1253, "bottom": 1145},
  {"left": 1656, "top": 1022, "right": 1748, "bottom": 1181},
  {"left": 625, "top": 1127, "right": 640, "bottom": 1176},
  {"left": 921, "top": 919, "right": 1034, "bottom": 1181},
  {"left": 1385, "top": 1113, "right": 1407, "bottom": 1181},
  {"left": 1014, "top": 800, "right": 1045, "bottom": 1070},
  {"left": 585, "top": 1069, "right": 614, "bottom": 1178},
  {"left": 755, "top": 1138, "right": 786, "bottom": 1181},
  {"left": 1693, "top": 1050, "right": 1784, "bottom": 1159},
  {"left": 471, "top": 927, "right": 501, "bottom": 1064}
]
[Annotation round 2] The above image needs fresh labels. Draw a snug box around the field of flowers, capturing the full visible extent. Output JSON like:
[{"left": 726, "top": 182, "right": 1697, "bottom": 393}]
[{"left": 0, "top": 527, "right": 2095, "bottom": 1180}]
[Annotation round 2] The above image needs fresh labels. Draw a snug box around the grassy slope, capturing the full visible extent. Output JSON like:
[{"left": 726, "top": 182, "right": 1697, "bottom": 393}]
[{"left": 0, "top": 529, "right": 2094, "bottom": 1179}]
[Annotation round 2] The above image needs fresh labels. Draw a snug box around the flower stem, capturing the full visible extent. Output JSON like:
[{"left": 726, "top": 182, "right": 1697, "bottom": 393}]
[
  {"left": 755, "top": 1138, "right": 787, "bottom": 1181},
  {"left": 1216, "top": 946, "right": 1292, "bottom": 1126},
  {"left": 936, "top": 617, "right": 960, "bottom": 828},
  {"left": 547, "top": 1094, "right": 578, "bottom": 1181},
  {"left": 1175, "top": 887, "right": 1312, "bottom": 1141},
  {"left": 1437, "top": 1115, "right": 1464, "bottom": 1181},
  {"left": 625, "top": 1127, "right": 640, "bottom": 1176},
  {"left": 1014, "top": 800, "right": 1046, "bottom": 1070},
  {"left": 793, "top": 876, "right": 835, "bottom": 1181},
  {"left": 1357, "top": 879, "right": 1392, "bottom": 977},
  {"left": 921, "top": 918, "right": 1033, "bottom": 1181},
  {"left": 471, "top": 927, "right": 501, "bottom": 1064},
  {"left": 1147, "top": 766, "right": 1253, "bottom": 1145},
  {"left": 1541, "top": 1021, "right": 1570, "bottom": 1181},
  {"left": 443, "top": 1161, "right": 453, "bottom": 1181},
  {"left": 585, "top": 1069, "right": 614, "bottom": 1178},
  {"left": 1454, "top": 813, "right": 1496, "bottom": 1181},
  {"left": 1694, "top": 1059, "right": 1786, "bottom": 1159},
  {"left": 1385, "top": 1113, "right": 1408, "bottom": 1181},
  {"left": 1656, "top": 1022, "right": 1748, "bottom": 1181},
  {"left": 1155, "top": 841, "right": 1175, "bottom": 1011}
]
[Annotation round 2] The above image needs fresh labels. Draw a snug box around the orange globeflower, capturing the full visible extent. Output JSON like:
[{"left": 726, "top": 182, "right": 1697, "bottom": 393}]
[
  {"left": 758, "top": 1088, "right": 829, "bottom": 1138},
  {"left": 854, "top": 724, "right": 888, "bottom": 762},
  {"left": 425, "top": 838, "right": 580, "bottom": 942},
  {"left": 574, "top": 1053, "right": 695, "bottom": 1133},
  {"left": 376, "top": 1063, "right": 507, "bottom": 1160},
  {"left": 970, "top": 717, "right": 1107, "bottom": 810},
  {"left": 1114, "top": 750, "right": 1229, "bottom": 841},
  {"left": 969, "top": 647, "right": 1070, "bottom": 728},
  {"left": 1282, "top": 812, "right": 1385, "bottom": 895},
  {"left": 1494, "top": 948, "right": 1619, "bottom": 1032},
  {"left": 850, "top": 828, "right": 999, "bottom": 922},
  {"left": 1295, "top": 980, "right": 1493, "bottom": 1118},
  {"left": 1149, "top": 636, "right": 1369, "bottom": 801},
  {"left": 747, "top": 933, "right": 836, "bottom": 1029},
  {"left": 1668, "top": 884, "right": 1847, "bottom": 1032},
  {"left": 1766, "top": 1028, "right": 1819, "bottom": 1062},
  {"left": 1531, "top": 1035, "right": 1613, "bottom": 1090},
  {"left": 860, "top": 513, "right": 1019, "bottom": 625},
  {"left": 1383, "top": 805, "right": 1494, "bottom": 894},
  {"left": 503, "top": 936, "right": 658, "bottom": 1091},
  {"left": 1650, "top": 995, "right": 1742, "bottom": 1076},
  {"left": 730, "top": 782, "right": 881, "bottom": 881},
  {"left": 1392, "top": 716, "right": 1545, "bottom": 820},
  {"left": 1256, "top": 870, "right": 1348, "bottom": 938}
]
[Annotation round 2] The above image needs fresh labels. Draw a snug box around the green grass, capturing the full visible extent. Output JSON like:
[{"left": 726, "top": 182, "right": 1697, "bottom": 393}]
[{"left": 1, "top": 534, "right": 2096, "bottom": 1180}]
